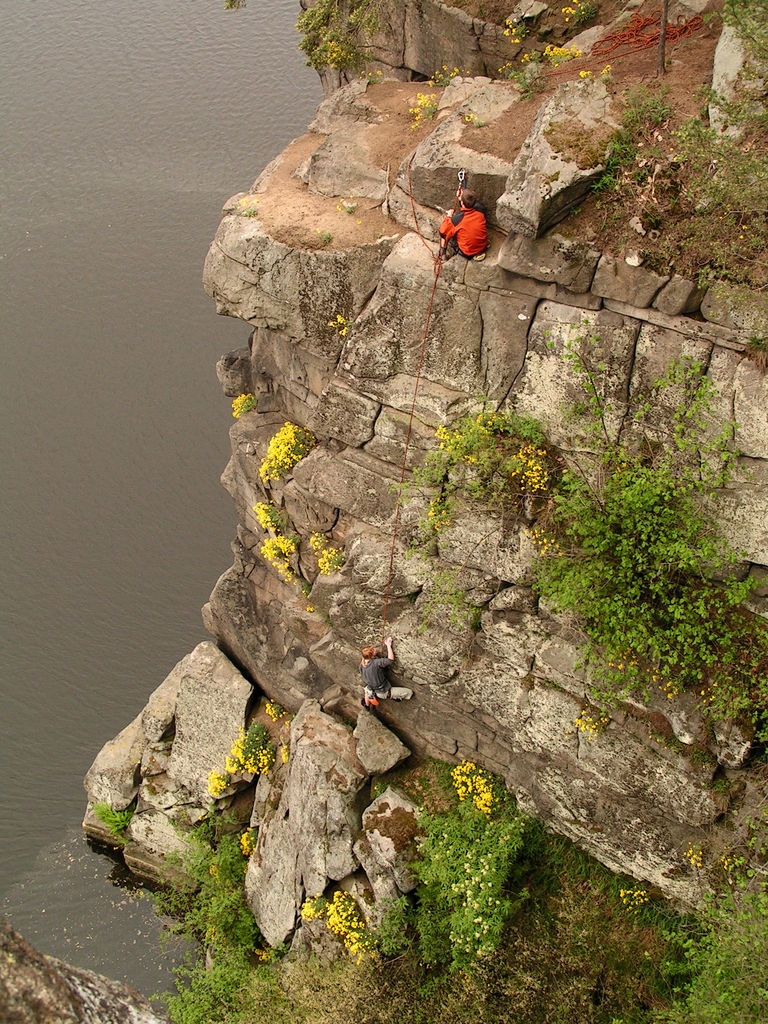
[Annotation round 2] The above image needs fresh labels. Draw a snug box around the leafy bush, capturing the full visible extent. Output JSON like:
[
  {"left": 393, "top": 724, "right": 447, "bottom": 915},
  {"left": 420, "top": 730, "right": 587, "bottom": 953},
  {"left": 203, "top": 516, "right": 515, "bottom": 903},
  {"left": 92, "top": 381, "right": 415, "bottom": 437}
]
[
  {"left": 296, "top": 0, "right": 379, "bottom": 72},
  {"left": 656, "top": 889, "right": 768, "bottom": 1024},
  {"left": 156, "top": 822, "right": 262, "bottom": 1024},
  {"left": 92, "top": 800, "right": 135, "bottom": 839},
  {"left": 412, "top": 764, "right": 533, "bottom": 970},
  {"left": 532, "top": 350, "right": 768, "bottom": 730}
]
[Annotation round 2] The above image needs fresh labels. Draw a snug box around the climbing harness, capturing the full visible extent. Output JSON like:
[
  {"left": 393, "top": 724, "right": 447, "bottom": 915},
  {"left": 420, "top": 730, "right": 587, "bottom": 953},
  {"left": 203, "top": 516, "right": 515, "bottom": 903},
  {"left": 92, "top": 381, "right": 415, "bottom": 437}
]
[{"left": 380, "top": 163, "right": 467, "bottom": 642}]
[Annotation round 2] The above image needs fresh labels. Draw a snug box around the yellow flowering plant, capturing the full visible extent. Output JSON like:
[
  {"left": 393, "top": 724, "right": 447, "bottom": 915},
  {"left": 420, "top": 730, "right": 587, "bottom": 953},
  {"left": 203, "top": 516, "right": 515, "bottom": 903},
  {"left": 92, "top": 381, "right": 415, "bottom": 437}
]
[
  {"left": 231, "top": 393, "right": 256, "bottom": 419},
  {"left": 309, "top": 532, "right": 345, "bottom": 574},
  {"left": 409, "top": 92, "right": 438, "bottom": 129},
  {"left": 259, "top": 422, "right": 316, "bottom": 483},
  {"left": 414, "top": 764, "right": 531, "bottom": 970},
  {"left": 412, "top": 408, "right": 557, "bottom": 539},
  {"left": 301, "top": 891, "right": 377, "bottom": 961}
]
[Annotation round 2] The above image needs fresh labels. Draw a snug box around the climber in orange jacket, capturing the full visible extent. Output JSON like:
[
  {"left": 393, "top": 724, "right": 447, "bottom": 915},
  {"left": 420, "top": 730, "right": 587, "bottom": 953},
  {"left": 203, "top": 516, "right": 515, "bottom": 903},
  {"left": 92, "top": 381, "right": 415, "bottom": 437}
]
[{"left": 438, "top": 188, "right": 488, "bottom": 261}]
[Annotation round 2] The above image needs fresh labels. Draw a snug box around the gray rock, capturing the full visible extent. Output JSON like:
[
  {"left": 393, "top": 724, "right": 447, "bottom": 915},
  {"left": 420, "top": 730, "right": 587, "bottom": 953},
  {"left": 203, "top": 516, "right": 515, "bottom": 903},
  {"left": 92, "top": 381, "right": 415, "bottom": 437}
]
[
  {"left": 713, "top": 718, "right": 753, "bottom": 768},
  {"left": 298, "top": 128, "right": 388, "bottom": 201},
  {"left": 732, "top": 357, "right": 768, "bottom": 460},
  {"left": 0, "top": 919, "right": 169, "bottom": 1024},
  {"left": 245, "top": 701, "right": 369, "bottom": 946},
  {"left": 701, "top": 283, "right": 768, "bottom": 334},
  {"left": 361, "top": 788, "right": 421, "bottom": 892},
  {"left": 309, "top": 381, "right": 380, "bottom": 446},
  {"left": 652, "top": 275, "right": 706, "bottom": 316},
  {"left": 216, "top": 348, "right": 253, "bottom": 399},
  {"left": 710, "top": 26, "right": 748, "bottom": 134},
  {"left": 591, "top": 254, "right": 669, "bottom": 307},
  {"left": 141, "top": 653, "right": 190, "bottom": 743},
  {"left": 125, "top": 808, "right": 190, "bottom": 862},
  {"left": 165, "top": 641, "right": 253, "bottom": 806},
  {"left": 496, "top": 80, "right": 617, "bottom": 237},
  {"left": 354, "top": 713, "right": 411, "bottom": 774},
  {"left": 392, "top": 83, "right": 520, "bottom": 230},
  {"left": 512, "top": 301, "right": 640, "bottom": 446},
  {"left": 83, "top": 713, "right": 146, "bottom": 812},
  {"left": 497, "top": 232, "right": 600, "bottom": 291}
]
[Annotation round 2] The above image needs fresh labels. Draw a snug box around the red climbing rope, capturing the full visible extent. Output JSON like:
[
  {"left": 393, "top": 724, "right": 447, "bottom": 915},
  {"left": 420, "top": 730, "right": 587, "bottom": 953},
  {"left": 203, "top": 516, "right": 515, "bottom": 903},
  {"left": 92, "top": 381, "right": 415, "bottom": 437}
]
[
  {"left": 379, "top": 156, "right": 462, "bottom": 641},
  {"left": 543, "top": 9, "right": 704, "bottom": 78}
]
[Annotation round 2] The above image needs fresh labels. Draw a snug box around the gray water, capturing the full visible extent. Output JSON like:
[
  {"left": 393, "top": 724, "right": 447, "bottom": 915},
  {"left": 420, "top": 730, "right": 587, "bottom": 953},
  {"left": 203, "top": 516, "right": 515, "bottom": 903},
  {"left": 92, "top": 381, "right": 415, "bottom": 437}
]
[{"left": 0, "top": 0, "right": 320, "bottom": 995}]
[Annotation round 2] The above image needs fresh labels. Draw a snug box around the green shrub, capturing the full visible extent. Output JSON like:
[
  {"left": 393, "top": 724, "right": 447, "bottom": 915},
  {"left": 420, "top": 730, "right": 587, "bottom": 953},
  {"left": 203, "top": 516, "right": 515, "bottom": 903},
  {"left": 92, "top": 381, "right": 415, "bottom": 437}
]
[
  {"left": 296, "top": 0, "right": 379, "bottom": 72},
  {"left": 532, "top": 350, "right": 768, "bottom": 733},
  {"left": 92, "top": 800, "right": 135, "bottom": 840},
  {"left": 656, "top": 890, "right": 768, "bottom": 1024}
]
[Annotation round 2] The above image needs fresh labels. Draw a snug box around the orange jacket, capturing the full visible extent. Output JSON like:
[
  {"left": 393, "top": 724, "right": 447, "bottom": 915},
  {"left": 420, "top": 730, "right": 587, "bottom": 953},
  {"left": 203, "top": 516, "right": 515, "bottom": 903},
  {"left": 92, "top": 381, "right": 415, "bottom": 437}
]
[{"left": 439, "top": 202, "right": 488, "bottom": 256}]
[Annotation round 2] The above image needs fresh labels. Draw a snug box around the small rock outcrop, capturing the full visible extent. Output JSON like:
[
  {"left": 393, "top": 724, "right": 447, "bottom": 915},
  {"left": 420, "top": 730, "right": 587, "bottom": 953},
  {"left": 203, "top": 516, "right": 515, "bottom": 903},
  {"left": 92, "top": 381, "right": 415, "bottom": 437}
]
[{"left": 0, "top": 919, "right": 167, "bottom": 1024}]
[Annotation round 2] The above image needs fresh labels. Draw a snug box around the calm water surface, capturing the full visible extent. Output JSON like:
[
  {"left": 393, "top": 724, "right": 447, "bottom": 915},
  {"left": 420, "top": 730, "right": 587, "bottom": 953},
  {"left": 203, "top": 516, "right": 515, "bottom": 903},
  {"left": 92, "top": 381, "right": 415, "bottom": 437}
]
[{"left": 0, "top": 0, "right": 320, "bottom": 995}]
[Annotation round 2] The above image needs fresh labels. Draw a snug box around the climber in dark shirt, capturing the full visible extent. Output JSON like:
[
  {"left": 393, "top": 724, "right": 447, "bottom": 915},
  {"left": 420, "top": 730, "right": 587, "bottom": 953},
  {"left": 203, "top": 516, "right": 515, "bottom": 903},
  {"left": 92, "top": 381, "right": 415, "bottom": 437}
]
[{"left": 359, "top": 636, "right": 413, "bottom": 709}]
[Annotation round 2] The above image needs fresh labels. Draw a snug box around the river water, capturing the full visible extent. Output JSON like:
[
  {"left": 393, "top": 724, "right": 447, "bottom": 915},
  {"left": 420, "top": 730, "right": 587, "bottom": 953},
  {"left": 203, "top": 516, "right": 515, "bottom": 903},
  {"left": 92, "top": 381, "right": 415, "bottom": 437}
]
[{"left": 0, "top": 0, "right": 320, "bottom": 996}]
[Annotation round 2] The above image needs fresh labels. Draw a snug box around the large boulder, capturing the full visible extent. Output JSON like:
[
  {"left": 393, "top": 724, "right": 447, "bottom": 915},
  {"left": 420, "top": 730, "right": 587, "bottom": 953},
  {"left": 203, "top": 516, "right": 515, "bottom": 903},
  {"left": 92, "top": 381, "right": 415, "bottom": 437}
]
[
  {"left": 165, "top": 641, "right": 253, "bottom": 806},
  {"left": 83, "top": 713, "right": 146, "bottom": 812},
  {"left": 496, "top": 80, "right": 617, "bottom": 236},
  {"left": 359, "top": 788, "right": 421, "bottom": 892},
  {"left": 0, "top": 919, "right": 168, "bottom": 1024},
  {"left": 245, "top": 701, "right": 369, "bottom": 946},
  {"left": 353, "top": 713, "right": 411, "bottom": 774}
]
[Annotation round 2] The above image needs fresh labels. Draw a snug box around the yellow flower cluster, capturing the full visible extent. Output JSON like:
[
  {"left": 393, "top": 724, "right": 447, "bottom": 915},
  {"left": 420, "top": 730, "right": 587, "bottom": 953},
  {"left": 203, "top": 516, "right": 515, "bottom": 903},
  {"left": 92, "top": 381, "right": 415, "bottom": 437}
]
[
  {"left": 207, "top": 770, "right": 229, "bottom": 798},
  {"left": 719, "top": 853, "right": 745, "bottom": 875},
  {"left": 503, "top": 18, "right": 527, "bottom": 43},
  {"left": 619, "top": 888, "right": 649, "bottom": 913},
  {"left": 309, "top": 532, "right": 345, "bottom": 574},
  {"left": 528, "top": 526, "right": 564, "bottom": 557},
  {"left": 561, "top": 1, "right": 596, "bottom": 24},
  {"left": 237, "top": 195, "right": 259, "bottom": 217},
  {"left": 231, "top": 393, "right": 256, "bottom": 419},
  {"left": 325, "top": 891, "right": 378, "bottom": 961},
  {"left": 335, "top": 196, "right": 356, "bottom": 215},
  {"left": 409, "top": 92, "right": 438, "bottom": 129},
  {"left": 464, "top": 113, "right": 485, "bottom": 127},
  {"left": 427, "top": 496, "right": 452, "bottom": 533},
  {"left": 579, "top": 69, "right": 593, "bottom": 78},
  {"left": 684, "top": 844, "right": 703, "bottom": 869},
  {"left": 239, "top": 829, "right": 256, "bottom": 857},
  {"left": 328, "top": 312, "right": 349, "bottom": 336},
  {"left": 265, "top": 700, "right": 287, "bottom": 722},
  {"left": 253, "top": 501, "right": 282, "bottom": 532},
  {"left": 574, "top": 710, "right": 610, "bottom": 740},
  {"left": 428, "top": 64, "right": 469, "bottom": 87},
  {"left": 452, "top": 760, "right": 495, "bottom": 815},
  {"left": 260, "top": 535, "right": 298, "bottom": 583},
  {"left": 225, "top": 726, "right": 276, "bottom": 777},
  {"left": 300, "top": 895, "right": 324, "bottom": 922},
  {"left": 543, "top": 44, "right": 582, "bottom": 65},
  {"left": 281, "top": 743, "right": 290, "bottom": 763},
  {"left": 512, "top": 443, "right": 549, "bottom": 493},
  {"left": 259, "top": 422, "right": 316, "bottom": 483}
]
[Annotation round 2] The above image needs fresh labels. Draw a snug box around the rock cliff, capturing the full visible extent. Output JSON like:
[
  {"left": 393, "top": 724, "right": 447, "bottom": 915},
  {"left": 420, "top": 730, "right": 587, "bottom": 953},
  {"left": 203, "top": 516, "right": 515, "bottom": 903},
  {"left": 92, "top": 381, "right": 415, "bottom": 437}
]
[{"left": 85, "top": 12, "right": 767, "bottom": 951}]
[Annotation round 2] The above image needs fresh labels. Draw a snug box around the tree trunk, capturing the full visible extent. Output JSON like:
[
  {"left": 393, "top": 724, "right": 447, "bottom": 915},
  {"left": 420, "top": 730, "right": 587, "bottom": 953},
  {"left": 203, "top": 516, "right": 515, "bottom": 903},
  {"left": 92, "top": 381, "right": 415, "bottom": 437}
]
[{"left": 657, "top": 0, "right": 669, "bottom": 75}]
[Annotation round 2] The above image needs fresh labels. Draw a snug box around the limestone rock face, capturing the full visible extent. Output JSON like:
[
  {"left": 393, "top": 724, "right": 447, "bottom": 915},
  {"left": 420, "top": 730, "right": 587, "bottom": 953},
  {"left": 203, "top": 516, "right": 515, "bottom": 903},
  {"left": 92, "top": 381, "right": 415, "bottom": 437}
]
[
  {"left": 360, "top": 788, "right": 421, "bottom": 893},
  {"left": 0, "top": 919, "right": 168, "bottom": 1024},
  {"left": 165, "top": 641, "right": 253, "bottom": 807},
  {"left": 245, "top": 701, "right": 369, "bottom": 945},
  {"left": 83, "top": 714, "right": 146, "bottom": 812},
  {"left": 353, "top": 713, "right": 411, "bottom": 774},
  {"left": 496, "top": 80, "right": 617, "bottom": 237}
]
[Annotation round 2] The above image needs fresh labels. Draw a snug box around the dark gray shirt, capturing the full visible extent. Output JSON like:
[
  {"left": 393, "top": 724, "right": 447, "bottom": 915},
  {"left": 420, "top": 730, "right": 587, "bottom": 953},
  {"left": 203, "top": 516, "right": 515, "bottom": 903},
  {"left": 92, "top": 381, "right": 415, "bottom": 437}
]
[{"left": 360, "top": 657, "right": 393, "bottom": 695}]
